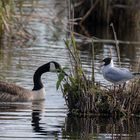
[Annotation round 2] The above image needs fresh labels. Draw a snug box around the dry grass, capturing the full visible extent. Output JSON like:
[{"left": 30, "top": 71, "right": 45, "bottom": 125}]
[{"left": 0, "top": 0, "right": 35, "bottom": 46}]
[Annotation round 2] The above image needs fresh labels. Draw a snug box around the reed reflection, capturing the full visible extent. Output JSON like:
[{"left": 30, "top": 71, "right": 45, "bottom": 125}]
[{"left": 63, "top": 115, "right": 140, "bottom": 139}]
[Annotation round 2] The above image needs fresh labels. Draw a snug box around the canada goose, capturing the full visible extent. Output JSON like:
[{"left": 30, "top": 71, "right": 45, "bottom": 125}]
[
  {"left": 100, "top": 57, "right": 140, "bottom": 84},
  {"left": 0, "top": 61, "right": 62, "bottom": 102}
]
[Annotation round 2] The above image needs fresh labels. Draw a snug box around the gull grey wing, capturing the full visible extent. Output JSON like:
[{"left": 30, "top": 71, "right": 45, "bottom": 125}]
[{"left": 104, "top": 67, "right": 134, "bottom": 83}]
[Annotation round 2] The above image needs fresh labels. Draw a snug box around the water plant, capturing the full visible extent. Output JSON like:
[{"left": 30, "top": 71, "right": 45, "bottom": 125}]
[{"left": 57, "top": 34, "right": 140, "bottom": 117}]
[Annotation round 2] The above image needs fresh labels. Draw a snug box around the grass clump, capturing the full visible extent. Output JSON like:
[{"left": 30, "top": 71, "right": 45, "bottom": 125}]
[
  {"left": 58, "top": 34, "right": 140, "bottom": 117},
  {"left": 58, "top": 34, "right": 110, "bottom": 116}
]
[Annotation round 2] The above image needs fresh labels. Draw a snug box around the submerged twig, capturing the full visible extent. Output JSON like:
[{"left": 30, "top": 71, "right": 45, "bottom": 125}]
[{"left": 65, "top": 29, "right": 140, "bottom": 45}]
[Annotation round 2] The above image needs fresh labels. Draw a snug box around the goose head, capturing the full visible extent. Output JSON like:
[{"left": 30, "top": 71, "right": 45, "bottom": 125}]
[
  {"left": 32, "top": 61, "right": 62, "bottom": 91},
  {"left": 49, "top": 61, "right": 62, "bottom": 72}
]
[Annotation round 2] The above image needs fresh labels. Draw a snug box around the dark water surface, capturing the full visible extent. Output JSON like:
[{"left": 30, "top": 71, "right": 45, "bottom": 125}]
[{"left": 0, "top": 0, "right": 140, "bottom": 139}]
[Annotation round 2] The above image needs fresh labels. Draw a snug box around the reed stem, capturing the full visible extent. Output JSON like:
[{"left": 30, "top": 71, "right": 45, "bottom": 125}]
[{"left": 110, "top": 23, "right": 121, "bottom": 66}]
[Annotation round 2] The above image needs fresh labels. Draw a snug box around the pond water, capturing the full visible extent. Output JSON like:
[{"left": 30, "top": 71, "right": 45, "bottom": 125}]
[{"left": 0, "top": 0, "right": 140, "bottom": 140}]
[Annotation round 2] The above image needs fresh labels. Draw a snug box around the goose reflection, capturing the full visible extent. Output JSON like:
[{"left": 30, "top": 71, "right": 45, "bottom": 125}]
[
  {"left": 0, "top": 102, "right": 30, "bottom": 113},
  {"left": 31, "top": 100, "right": 62, "bottom": 137},
  {"left": 31, "top": 101, "right": 44, "bottom": 133}
]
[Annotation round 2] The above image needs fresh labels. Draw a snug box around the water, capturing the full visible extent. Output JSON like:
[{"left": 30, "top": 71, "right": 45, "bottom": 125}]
[{"left": 0, "top": 0, "right": 140, "bottom": 139}]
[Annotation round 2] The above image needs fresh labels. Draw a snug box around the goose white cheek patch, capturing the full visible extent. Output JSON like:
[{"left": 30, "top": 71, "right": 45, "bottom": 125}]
[{"left": 49, "top": 62, "right": 56, "bottom": 72}]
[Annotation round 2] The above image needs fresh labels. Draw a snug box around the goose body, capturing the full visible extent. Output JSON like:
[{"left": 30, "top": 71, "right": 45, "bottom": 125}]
[
  {"left": 0, "top": 61, "right": 61, "bottom": 102},
  {"left": 101, "top": 58, "right": 140, "bottom": 84}
]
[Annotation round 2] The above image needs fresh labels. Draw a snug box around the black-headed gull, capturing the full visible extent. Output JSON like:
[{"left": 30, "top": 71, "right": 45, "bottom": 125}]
[{"left": 101, "top": 57, "right": 140, "bottom": 84}]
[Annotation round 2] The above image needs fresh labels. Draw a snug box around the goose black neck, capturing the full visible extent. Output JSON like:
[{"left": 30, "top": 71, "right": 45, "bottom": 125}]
[{"left": 32, "top": 63, "right": 50, "bottom": 91}]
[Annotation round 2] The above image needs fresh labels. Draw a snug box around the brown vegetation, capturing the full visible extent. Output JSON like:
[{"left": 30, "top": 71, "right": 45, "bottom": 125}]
[
  {"left": 0, "top": 0, "right": 35, "bottom": 47},
  {"left": 68, "top": 0, "right": 140, "bottom": 36}
]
